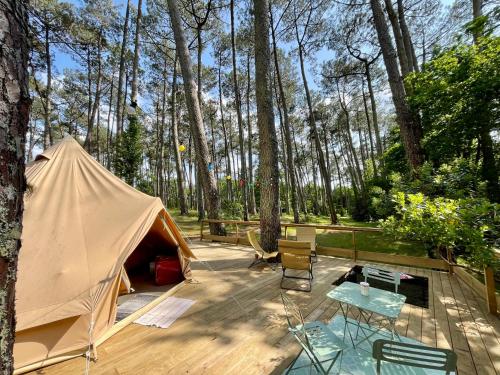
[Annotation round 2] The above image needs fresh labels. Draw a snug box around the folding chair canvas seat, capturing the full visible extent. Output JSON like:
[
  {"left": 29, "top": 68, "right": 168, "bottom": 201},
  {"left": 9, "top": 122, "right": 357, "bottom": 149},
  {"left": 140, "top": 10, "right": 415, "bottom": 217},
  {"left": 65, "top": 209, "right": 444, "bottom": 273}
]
[
  {"left": 247, "top": 230, "right": 279, "bottom": 269},
  {"left": 295, "top": 226, "right": 318, "bottom": 262},
  {"left": 279, "top": 239, "right": 313, "bottom": 292}
]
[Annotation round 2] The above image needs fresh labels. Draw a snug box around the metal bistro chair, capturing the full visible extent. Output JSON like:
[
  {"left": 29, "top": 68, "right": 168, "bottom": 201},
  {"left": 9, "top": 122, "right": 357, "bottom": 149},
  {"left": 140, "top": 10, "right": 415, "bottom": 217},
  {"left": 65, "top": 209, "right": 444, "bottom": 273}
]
[
  {"left": 373, "top": 339, "right": 457, "bottom": 375},
  {"left": 362, "top": 264, "right": 401, "bottom": 293},
  {"left": 281, "top": 293, "right": 347, "bottom": 374},
  {"left": 279, "top": 239, "right": 313, "bottom": 292},
  {"left": 295, "top": 226, "right": 318, "bottom": 263},
  {"left": 247, "top": 230, "right": 279, "bottom": 270},
  {"left": 359, "top": 265, "right": 402, "bottom": 337}
]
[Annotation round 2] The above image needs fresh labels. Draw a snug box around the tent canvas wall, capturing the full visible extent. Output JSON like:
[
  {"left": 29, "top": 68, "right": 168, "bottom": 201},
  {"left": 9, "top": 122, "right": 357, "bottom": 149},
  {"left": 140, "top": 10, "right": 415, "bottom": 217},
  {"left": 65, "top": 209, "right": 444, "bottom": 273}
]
[{"left": 14, "top": 137, "right": 194, "bottom": 373}]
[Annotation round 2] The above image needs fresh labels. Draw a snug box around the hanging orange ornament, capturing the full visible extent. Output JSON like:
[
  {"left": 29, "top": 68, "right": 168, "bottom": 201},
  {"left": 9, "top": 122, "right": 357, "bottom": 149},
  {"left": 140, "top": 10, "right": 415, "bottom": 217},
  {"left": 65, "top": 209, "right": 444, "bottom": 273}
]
[{"left": 178, "top": 144, "right": 186, "bottom": 152}]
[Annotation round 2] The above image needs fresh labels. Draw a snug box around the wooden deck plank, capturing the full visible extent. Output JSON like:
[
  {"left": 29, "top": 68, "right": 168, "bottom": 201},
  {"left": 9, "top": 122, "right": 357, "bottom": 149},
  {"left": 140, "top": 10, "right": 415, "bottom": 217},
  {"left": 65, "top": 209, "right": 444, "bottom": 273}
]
[{"left": 30, "top": 241, "right": 498, "bottom": 375}]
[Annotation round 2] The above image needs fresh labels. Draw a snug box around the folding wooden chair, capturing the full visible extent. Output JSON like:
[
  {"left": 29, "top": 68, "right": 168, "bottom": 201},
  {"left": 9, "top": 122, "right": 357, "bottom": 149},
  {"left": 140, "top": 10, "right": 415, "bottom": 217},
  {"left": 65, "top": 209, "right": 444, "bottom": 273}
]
[
  {"left": 373, "top": 339, "right": 457, "bottom": 374},
  {"left": 247, "top": 230, "right": 279, "bottom": 269},
  {"left": 295, "top": 226, "right": 318, "bottom": 263},
  {"left": 281, "top": 293, "right": 347, "bottom": 374},
  {"left": 279, "top": 239, "right": 313, "bottom": 292}
]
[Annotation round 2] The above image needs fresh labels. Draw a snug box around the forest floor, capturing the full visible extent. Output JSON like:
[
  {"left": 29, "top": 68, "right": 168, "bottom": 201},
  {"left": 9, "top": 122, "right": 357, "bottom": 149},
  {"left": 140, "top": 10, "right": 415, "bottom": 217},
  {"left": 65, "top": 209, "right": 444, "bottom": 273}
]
[{"left": 170, "top": 209, "right": 428, "bottom": 258}]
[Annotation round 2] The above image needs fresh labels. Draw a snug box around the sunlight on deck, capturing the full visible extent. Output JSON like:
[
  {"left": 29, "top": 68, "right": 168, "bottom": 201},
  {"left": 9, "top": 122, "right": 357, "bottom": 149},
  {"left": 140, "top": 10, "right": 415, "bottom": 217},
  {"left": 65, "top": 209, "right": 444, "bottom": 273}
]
[{"left": 35, "top": 241, "right": 499, "bottom": 375}]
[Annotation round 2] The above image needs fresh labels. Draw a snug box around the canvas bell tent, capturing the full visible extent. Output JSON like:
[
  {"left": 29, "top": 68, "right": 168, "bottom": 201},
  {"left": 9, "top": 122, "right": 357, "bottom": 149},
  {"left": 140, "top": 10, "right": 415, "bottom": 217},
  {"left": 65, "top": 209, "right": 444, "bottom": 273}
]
[{"left": 14, "top": 137, "right": 194, "bottom": 373}]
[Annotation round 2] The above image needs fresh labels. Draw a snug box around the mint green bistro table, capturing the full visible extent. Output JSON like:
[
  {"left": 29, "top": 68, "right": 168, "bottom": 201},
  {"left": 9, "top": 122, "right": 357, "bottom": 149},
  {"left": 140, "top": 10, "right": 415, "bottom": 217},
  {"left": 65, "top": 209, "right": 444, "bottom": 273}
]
[{"left": 327, "top": 281, "right": 406, "bottom": 349}]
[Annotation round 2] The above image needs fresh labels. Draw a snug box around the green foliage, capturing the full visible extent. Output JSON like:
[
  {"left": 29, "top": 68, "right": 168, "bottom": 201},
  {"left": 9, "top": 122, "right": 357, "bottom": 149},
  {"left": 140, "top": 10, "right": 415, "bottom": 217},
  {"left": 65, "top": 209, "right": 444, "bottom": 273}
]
[
  {"left": 220, "top": 199, "right": 243, "bottom": 219},
  {"left": 114, "top": 114, "right": 143, "bottom": 186},
  {"left": 382, "top": 192, "right": 498, "bottom": 268},
  {"left": 407, "top": 32, "right": 500, "bottom": 201}
]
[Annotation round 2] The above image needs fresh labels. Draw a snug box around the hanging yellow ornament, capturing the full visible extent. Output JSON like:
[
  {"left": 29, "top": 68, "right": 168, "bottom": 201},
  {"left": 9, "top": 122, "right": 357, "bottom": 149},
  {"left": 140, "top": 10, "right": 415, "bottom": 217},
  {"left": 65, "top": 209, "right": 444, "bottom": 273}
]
[
  {"left": 178, "top": 144, "right": 186, "bottom": 152},
  {"left": 226, "top": 175, "right": 232, "bottom": 180}
]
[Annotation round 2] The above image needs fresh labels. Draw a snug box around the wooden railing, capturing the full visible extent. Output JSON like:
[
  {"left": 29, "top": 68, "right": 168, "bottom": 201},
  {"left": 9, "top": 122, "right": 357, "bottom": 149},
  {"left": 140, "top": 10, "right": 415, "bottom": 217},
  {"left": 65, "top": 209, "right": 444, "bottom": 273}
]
[{"left": 199, "top": 218, "right": 498, "bottom": 315}]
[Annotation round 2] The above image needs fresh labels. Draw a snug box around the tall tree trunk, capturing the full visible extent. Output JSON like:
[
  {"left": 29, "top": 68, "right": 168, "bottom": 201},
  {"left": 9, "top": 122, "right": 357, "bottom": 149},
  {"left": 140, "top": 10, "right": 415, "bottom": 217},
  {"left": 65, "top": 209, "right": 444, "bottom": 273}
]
[
  {"left": 365, "top": 62, "right": 383, "bottom": 159},
  {"left": 246, "top": 52, "right": 257, "bottom": 215},
  {"left": 294, "top": 15, "right": 337, "bottom": 223},
  {"left": 195, "top": 19, "right": 205, "bottom": 221},
  {"left": 218, "top": 57, "right": 233, "bottom": 201},
  {"left": 85, "top": 31, "right": 103, "bottom": 152},
  {"left": 230, "top": 0, "right": 248, "bottom": 221},
  {"left": 362, "top": 85, "right": 378, "bottom": 177},
  {"left": 270, "top": 6, "right": 299, "bottom": 223},
  {"left": 115, "top": 0, "right": 130, "bottom": 138},
  {"left": 167, "top": 0, "right": 222, "bottom": 234},
  {"left": 397, "top": 0, "right": 419, "bottom": 73},
  {"left": 106, "top": 75, "right": 114, "bottom": 169},
  {"left": 383, "top": 0, "right": 410, "bottom": 77},
  {"left": 254, "top": 0, "right": 280, "bottom": 251},
  {"left": 472, "top": 0, "right": 483, "bottom": 42},
  {"left": 370, "top": 0, "right": 424, "bottom": 172},
  {"left": 158, "top": 58, "right": 167, "bottom": 202},
  {"left": 43, "top": 22, "right": 53, "bottom": 148},
  {"left": 130, "top": 0, "right": 142, "bottom": 110},
  {"left": 0, "top": 1, "right": 30, "bottom": 371}
]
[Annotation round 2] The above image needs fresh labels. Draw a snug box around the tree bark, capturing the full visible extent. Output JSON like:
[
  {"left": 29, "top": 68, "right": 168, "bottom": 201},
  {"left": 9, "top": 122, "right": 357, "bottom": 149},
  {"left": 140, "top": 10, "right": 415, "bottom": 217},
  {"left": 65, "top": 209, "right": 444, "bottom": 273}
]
[
  {"left": 130, "top": 0, "right": 142, "bottom": 110},
  {"left": 115, "top": 0, "right": 130, "bottom": 138},
  {"left": 397, "top": 0, "right": 418, "bottom": 73},
  {"left": 365, "top": 62, "right": 383, "bottom": 158},
  {"left": 167, "top": 0, "right": 222, "bottom": 234},
  {"left": 85, "top": 31, "right": 103, "bottom": 152},
  {"left": 43, "top": 22, "right": 53, "bottom": 149},
  {"left": 254, "top": 0, "right": 280, "bottom": 251},
  {"left": 230, "top": 0, "right": 248, "bottom": 221},
  {"left": 0, "top": 1, "right": 30, "bottom": 372},
  {"left": 246, "top": 52, "right": 256, "bottom": 215},
  {"left": 218, "top": 55, "right": 233, "bottom": 201},
  {"left": 270, "top": 5, "right": 299, "bottom": 223},
  {"left": 383, "top": 0, "right": 410, "bottom": 78},
  {"left": 370, "top": 0, "right": 424, "bottom": 172}
]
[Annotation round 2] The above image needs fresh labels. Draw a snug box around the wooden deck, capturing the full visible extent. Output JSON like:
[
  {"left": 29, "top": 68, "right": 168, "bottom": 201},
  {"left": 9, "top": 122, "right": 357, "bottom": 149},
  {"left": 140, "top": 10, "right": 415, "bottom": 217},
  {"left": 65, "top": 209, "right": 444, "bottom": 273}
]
[{"left": 35, "top": 241, "right": 499, "bottom": 375}]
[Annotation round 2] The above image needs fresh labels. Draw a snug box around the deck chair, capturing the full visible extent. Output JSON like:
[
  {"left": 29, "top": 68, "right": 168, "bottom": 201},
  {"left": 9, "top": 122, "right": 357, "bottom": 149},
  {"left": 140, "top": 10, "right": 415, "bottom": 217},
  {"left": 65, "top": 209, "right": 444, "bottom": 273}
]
[
  {"left": 295, "top": 226, "right": 318, "bottom": 263},
  {"left": 279, "top": 239, "right": 313, "bottom": 292},
  {"left": 281, "top": 293, "right": 347, "bottom": 374},
  {"left": 247, "top": 230, "right": 279, "bottom": 269},
  {"left": 373, "top": 339, "right": 457, "bottom": 375},
  {"left": 362, "top": 264, "right": 401, "bottom": 293}
]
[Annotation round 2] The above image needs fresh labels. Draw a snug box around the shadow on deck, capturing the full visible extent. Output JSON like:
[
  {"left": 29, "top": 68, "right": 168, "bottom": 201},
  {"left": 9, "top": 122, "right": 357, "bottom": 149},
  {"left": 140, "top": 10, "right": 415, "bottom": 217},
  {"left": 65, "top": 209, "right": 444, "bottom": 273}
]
[{"left": 36, "top": 241, "right": 499, "bottom": 375}]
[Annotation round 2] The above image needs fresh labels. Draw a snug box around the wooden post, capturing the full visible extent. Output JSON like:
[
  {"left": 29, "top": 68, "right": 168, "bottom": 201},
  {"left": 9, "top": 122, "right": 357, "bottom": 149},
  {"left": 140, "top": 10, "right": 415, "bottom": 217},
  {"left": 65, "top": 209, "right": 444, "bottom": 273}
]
[
  {"left": 447, "top": 247, "right": 453, "bottom": 275},
  {"left": 352, "top": 230, "right": 357, "bottom": 262},
  {"left": 236, "top": 223, "right": 239, "bottom": 245},
  {"left": 284, "top": 224, "right": 288, "bottom": 239},
  {"left": 200, "top": 220, "right": 204, "bottom": 240},
  {"left": 484, "top": 266, "right": 498, "bottom": 315}
]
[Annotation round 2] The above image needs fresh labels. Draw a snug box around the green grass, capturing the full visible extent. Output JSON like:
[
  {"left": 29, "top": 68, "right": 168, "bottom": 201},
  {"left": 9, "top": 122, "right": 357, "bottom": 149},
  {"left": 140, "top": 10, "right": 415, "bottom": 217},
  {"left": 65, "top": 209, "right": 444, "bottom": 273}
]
[{"left": 169, "top": 210, "right": 428, "bottom": 258}]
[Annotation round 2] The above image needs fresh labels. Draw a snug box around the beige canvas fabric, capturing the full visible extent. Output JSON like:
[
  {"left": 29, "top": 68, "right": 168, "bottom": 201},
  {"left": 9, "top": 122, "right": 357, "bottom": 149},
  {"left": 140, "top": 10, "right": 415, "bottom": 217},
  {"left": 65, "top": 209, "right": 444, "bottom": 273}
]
[{"left": 14, "top": 137, "right": 194, "bottom": 372}]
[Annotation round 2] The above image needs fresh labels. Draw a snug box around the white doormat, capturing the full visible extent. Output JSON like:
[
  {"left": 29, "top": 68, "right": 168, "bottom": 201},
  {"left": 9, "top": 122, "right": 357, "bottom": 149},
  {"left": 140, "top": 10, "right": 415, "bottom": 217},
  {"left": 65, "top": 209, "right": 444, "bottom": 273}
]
[{"left": 134, "top": 297, "right": 195, "bottom": 329}]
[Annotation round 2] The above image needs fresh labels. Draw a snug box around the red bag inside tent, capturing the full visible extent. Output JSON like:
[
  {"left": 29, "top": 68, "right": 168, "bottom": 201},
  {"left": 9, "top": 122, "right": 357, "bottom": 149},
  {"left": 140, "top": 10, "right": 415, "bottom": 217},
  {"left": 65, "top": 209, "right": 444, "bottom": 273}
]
[{"left": 154, "top": 256, "right": 183, "bottom": 285}]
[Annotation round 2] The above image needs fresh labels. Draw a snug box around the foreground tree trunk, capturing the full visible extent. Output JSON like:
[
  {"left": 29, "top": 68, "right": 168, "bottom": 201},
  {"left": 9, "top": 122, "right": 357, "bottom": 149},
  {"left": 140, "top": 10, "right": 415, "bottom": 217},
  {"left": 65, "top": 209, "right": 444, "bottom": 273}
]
[
  {"left": 167, "top": 0, "right": 223, "bottom": 234},
  {"left": 370, "top": 0, "right": 424, "bottom": 172},
  {"left": 230, "top": 0, "right": 248, "bottom": 221},
  {"left": 254, "top": 0, "right": 280, "bottom": 251},
  {"left": 0, "top": 1, "right": 30, "bottom": 372},
  {"left": 270, "top": 5, "right": 299, "bottom": 224}
]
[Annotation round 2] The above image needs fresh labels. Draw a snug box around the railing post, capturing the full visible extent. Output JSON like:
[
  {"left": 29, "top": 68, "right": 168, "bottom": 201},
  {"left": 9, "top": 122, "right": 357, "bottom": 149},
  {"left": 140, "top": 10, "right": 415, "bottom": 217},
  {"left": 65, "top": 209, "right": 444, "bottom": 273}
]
[
  {"left": 284, "top": 224, "right": 288, "bottom": 239},
  {"left": 484, "top": 266, "right": 498, "bottom": 315},
  {"left": 236, "top": 223, "right": 239, "bottom": 245},
  {"left": 352, "top": 230, "right": 357, "bottom": 262},
  {"left": 200, "top": 220, "right": 204, "bottom": 241},
  {"left": 447, "top": 248, "right": 454, "bottom": 274}
]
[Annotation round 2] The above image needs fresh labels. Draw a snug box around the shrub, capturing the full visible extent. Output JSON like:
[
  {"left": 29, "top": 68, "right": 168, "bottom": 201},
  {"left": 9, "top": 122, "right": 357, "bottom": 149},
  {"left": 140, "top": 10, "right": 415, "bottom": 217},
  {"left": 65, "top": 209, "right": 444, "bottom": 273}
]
[{"left": 382, "top": 192, "right": 498, "bottom": 268}]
